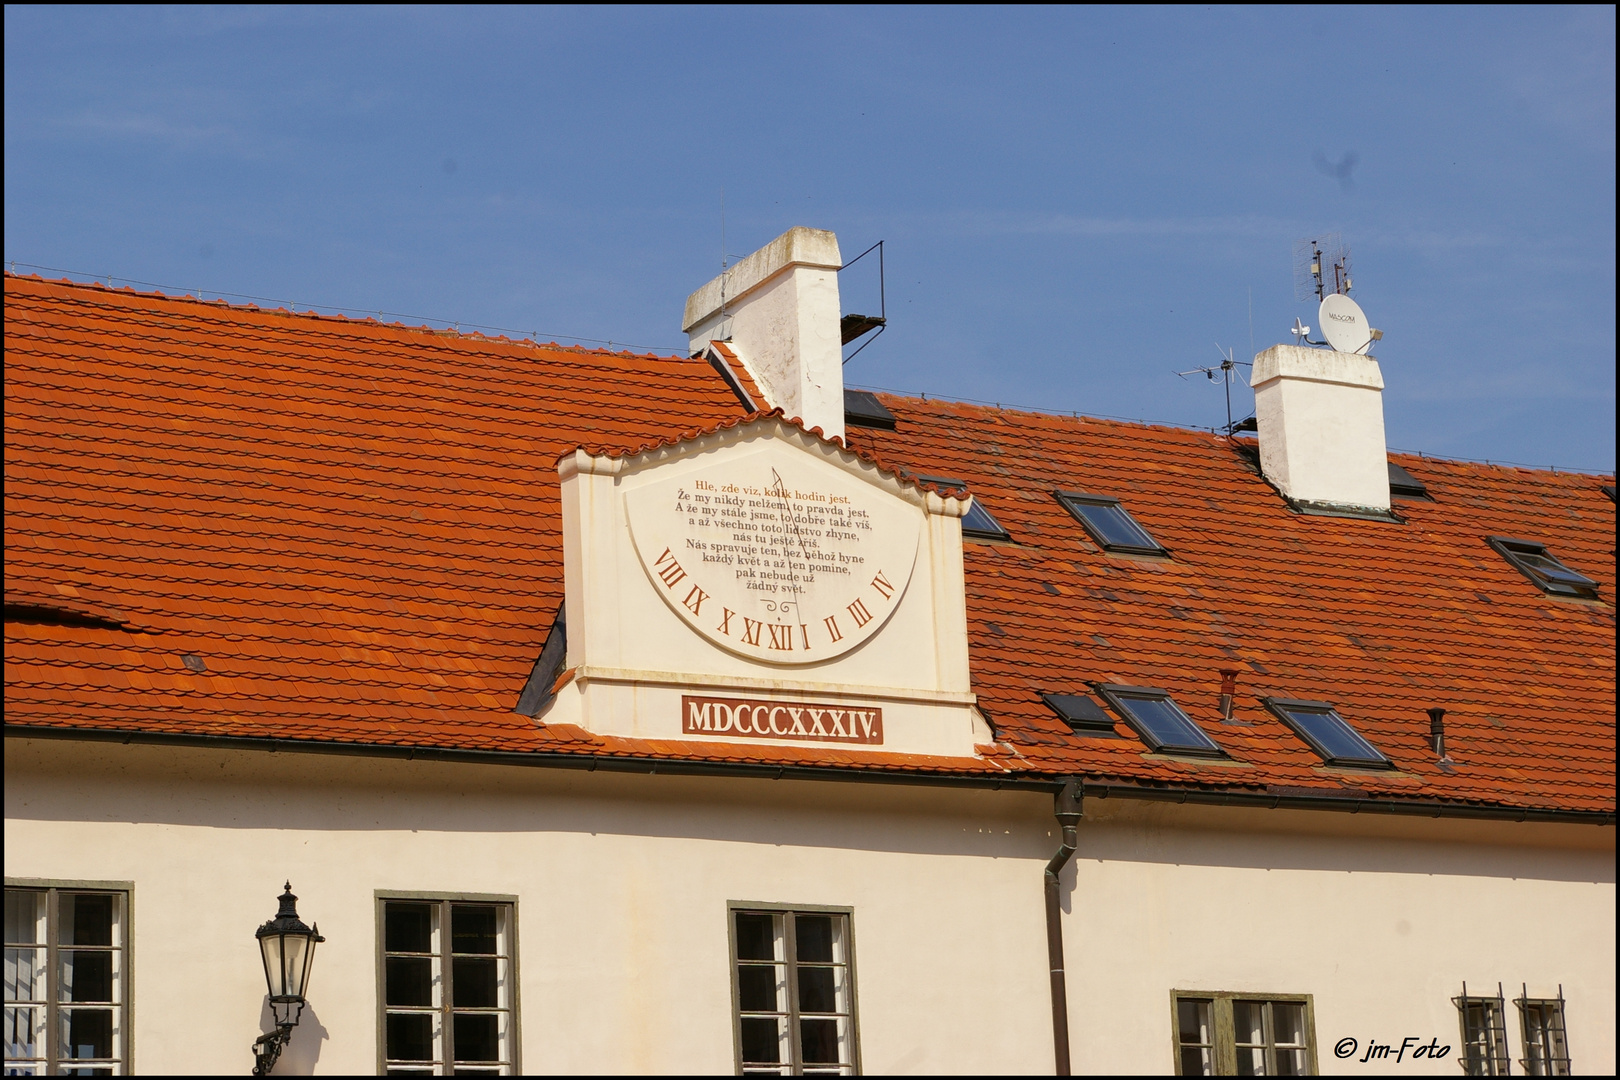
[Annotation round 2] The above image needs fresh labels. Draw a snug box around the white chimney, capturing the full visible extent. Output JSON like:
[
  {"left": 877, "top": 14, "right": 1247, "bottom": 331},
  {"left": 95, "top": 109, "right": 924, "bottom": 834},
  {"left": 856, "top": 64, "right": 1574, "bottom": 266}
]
[
  {"left": 1250, "top": 344, "right": 1390, "bottom": 512},
  {"left": 683, "top": 226, "right": 845, "bottom": 441}
]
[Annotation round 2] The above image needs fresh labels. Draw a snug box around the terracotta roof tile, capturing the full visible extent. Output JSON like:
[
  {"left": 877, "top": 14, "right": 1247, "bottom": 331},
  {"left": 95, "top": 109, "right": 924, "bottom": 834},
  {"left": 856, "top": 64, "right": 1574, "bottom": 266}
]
[
  {"left": 5, "top": 275, "right": 1614, "bottom": 815},
  {"left": 843, "top": 395, "right": 1614, "bottom": 813}
]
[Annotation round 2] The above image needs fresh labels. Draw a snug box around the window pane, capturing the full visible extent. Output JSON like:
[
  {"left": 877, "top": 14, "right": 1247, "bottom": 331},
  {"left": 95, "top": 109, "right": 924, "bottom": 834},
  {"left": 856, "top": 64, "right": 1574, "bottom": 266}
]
[
  {"left": 1272, "top": 1002, "right": 1306, "bottom": 1046},
  {"left": 5, "top": 893, "right": 45, "bottom": 946},
  {"left": 1235, "top": 1045, "right": 1266, "bottom": 1075},
  {"left": 799, "top": 1017, "right": 844, "bottom": 1065},
  {"left": 795, "top": 916, "right": 834, "bottom": 964},
  {"left": 961, "top": 501, "right": 1007, "bottom": 539},
  {"left": 1179, "top": 1045, "right": 1213, "bottom": 1076},
  {"left": 5, "top": 1004, "right": 44, "bottom": 1060},
  {"left": 6, "top": 947, "right": 45, "bottom": 1003},
  {"left": 1177, "top": 999, "right": 1211, "bottom": 1046},
  {"left": 451, "top": 906, "right": 498, "bottom": 956},
  {"left": 1280, "top": 706, "right": 1385, "bottom": 763},
  {"left": 59, "top": 1006, "right": 113, "bottom": 1060},
  {"left": 62, "top": 952, "right": 115, "bottom": 1003},
  {"left": 385, "top": 957, "right": 434, "bottom": 1008},
  {"left": 1518, "top": 552, "right": 1594, "bottom": 587},
  {"left": 386, "top": 903, "right": 434, "bottom": 954},
  {"left": 1120, "top": 695, "right": 1219, "bottom": 752},
  {"left": 58, "top": 896, "right": 114, "bottom": 948},
  {"left": 387, "top": 1012, "right": 435, "bottom": 1063},
  {"left": 452, "top": 956, "right": 498, "bottom": 1009},
  {"left": 738, "top": 965, "right": 783, "bottom": 1013},
  {"left": 735, "top": 914, "right": 777, "bottom": 962},
  {"left": 798, "top": 966, "right": 839, "bottom": 1014},
  {"left": 1234, "top": 1000, "right": 1266, "bottom": 1046},
  {"left": 452, "top": 1012, "right": 499, "bottom": 1063},
  {"left": 1075, "top": 501, "right": 1158, "bottom": 550},
  {"left": 1275, "top": 1048, "right": 1309, "bottom": 1075},
  {"left": 740, "top": 1016, "right": 786, "bottom": 1065}
]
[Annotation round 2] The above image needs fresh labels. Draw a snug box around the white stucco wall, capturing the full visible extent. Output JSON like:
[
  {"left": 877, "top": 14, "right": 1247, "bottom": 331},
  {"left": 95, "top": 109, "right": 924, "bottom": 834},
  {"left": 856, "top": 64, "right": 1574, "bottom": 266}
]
[
  {"left": 1065, "top": 799, "right": 1616, "bottom": 1075},
  {"left": 5, "top": 738, "right": 1614, "bottom": 1075},
  {"left": 1251, "top": 344, "right": 1390, "bottom": 510}
]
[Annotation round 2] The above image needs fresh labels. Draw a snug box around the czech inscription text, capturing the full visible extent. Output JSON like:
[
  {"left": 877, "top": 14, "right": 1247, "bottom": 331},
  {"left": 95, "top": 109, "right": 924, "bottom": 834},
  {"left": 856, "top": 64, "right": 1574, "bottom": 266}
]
[{"left": 626, "top": 451, "right": 922, "bottom": 663}]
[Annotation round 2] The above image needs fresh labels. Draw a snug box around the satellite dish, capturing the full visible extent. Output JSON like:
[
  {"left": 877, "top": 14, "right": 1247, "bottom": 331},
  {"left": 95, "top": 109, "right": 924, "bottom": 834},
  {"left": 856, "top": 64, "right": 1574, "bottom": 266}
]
[{"left": 1318, "top": 293, "right": 1373, "bottom": 354}]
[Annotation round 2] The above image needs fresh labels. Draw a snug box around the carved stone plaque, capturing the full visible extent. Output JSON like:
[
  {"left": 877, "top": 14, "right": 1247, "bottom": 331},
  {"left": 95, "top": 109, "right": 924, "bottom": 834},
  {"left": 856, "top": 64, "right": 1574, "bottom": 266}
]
[{"left": 625, "top": 448, "right": 923, "bottom": 664}]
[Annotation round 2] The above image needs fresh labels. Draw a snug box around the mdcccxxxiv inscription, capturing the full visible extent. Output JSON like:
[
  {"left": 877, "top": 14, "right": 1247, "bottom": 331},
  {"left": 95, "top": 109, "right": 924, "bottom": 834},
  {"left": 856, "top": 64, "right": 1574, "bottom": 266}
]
[{"left": 681, "top": 694, "right": 884, "bottom": 745}]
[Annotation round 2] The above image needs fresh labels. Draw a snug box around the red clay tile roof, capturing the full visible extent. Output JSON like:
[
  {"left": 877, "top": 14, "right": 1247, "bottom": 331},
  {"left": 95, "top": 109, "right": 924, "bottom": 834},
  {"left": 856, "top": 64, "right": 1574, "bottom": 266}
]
[
  {"left": 6, "top": 274, "right": 1615, "bottom": 814},
  {"left": 843, "top": 398, "right": 1616, "bottom": 814}
]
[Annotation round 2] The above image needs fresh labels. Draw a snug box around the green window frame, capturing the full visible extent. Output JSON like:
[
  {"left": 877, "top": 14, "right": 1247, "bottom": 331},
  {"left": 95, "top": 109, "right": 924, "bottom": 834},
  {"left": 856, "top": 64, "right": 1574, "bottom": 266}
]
[
  {"left": 1171, "top": 991, "right": 1317, "bottom": 1075},
  {"left": 1455, "top": 984, "right": 1510, "bottom": 1076},
  {"left": 1515, "top": 987, "right": 1572, "bottom": 1076},
  {"left": 4, "top": 881, "right": 133, "bottom": 1076},
  {"left": 375, "top": 893, "right": 520, "bottom": 1076},
  {"left": 729, "top": 903, "right": 860, "bottom": 1076}
]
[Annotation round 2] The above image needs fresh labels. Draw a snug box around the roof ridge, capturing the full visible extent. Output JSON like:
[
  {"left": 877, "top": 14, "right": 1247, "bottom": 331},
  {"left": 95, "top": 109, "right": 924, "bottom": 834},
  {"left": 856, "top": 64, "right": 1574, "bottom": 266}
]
[
  {"left": 871, "top": 391, "right": 1616, "bottom": 479},
  {"left": 3, "top": 272, "right": 690, "bottom": 362}
]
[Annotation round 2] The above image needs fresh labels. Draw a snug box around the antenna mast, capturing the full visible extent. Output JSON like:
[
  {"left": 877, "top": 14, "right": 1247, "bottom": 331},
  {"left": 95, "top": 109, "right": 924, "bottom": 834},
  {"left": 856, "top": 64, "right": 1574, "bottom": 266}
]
[
  {"left": 1294, "top": 234, "right": 1351, "bottom": 301},
  {"left": 1175, "top": 345, "right": 1252, "bottom": 435}
]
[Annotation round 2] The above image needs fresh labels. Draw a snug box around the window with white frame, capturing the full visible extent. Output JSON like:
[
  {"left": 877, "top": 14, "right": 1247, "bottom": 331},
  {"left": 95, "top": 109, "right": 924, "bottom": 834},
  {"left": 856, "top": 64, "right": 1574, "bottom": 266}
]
[
  {"left": 731, "top": 907, "right": 858, "bottom": 1075},
  {"left": 1172, "top": 992, "right": 1315, "bottom": 1075},
  {"left": 5, "top": 885, "right": 129, "bottom": 1075},
  {"left": 380, "top": 898, "right": 516, "bottom": 1075}
]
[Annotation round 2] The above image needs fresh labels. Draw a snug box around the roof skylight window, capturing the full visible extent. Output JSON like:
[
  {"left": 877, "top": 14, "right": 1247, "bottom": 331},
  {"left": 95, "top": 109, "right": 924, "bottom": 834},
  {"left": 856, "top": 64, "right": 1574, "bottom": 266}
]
[
  {"left": 844, "top": 389, "right": 897, "bottom": 430},
  {"left": 1388, "top": 461, "right": 1431, "bottom": 500},
  {"left": 1054, "top": 492, "right": 1168, "bottom": 556},
  {"left": 916, "top": 475, "right": 1011, "bottom": 541},
  {"left": 1262, "top": 697, "right": 1392, "bottom": 768},
  {"left": 1040, "top": 692, "right": 1118, "bottom": 736},
  {"left": 1486, "top": 537, "right": 1600, "bottom": 600},
  {"left": 1095, "top": 685, "right": 1223, "bottom": 756}
]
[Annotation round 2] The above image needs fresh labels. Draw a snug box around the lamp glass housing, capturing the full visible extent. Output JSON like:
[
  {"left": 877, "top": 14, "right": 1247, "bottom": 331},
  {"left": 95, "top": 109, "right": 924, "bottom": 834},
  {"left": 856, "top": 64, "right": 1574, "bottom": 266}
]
[{"left": 255, "top": 884, "right": 322, "bottom": 1027}]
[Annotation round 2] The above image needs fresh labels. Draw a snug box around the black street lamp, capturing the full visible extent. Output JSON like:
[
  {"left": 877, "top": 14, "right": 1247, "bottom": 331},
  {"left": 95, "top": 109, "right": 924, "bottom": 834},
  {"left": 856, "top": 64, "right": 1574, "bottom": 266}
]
[{"left": 252, "top": 882, "right": 324, "bottom": 1076}]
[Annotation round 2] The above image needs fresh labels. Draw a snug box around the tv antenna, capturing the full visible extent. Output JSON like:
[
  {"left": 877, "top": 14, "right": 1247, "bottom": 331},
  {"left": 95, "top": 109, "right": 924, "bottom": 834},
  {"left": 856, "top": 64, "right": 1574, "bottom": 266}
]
[
  {"left": 1177, "top": 344, "right": 1253, "bottom": 435},
  {"left": 1290, "top": 233, "right": 1383, "bottom": 354},
  {"left": 1293, "top": 234, "right": 1351, "bottom": 302}
]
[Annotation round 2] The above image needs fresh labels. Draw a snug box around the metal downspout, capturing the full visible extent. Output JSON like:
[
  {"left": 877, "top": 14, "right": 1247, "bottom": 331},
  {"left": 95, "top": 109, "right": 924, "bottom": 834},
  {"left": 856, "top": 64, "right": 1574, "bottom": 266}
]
[{"left": 1045, "top": 779, "right": 1083, "bottom": 1075}]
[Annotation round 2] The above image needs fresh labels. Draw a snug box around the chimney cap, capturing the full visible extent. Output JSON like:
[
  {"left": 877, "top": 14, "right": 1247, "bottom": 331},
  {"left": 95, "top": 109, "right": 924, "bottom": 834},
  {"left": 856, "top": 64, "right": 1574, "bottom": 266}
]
[{"left": 683, "top": 226, "right": 841, "bottom": 332}]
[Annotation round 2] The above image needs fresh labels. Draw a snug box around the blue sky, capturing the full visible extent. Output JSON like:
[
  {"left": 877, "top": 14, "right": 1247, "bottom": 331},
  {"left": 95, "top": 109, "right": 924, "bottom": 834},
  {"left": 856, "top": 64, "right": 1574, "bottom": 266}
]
[{"left": 5, "top": 6, "right": 1614, "bottom": 470}]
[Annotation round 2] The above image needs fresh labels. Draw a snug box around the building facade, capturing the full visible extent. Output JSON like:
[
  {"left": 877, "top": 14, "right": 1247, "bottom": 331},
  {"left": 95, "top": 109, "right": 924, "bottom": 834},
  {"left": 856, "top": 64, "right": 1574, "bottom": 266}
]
[{"left": 5, "top": 230, "right": 1614, "bottom": 1075}]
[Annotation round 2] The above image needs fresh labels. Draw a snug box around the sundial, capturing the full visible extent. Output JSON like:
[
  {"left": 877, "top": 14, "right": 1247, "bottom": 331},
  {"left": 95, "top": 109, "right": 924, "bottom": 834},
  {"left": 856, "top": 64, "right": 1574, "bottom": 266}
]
[{"left": 624, "top": 447, "right": 923, "bottom": 664}]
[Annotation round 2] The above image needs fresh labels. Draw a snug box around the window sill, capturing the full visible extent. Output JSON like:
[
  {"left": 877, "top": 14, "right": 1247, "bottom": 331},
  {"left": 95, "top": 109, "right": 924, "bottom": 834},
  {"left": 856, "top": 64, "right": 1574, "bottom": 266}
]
[{"left": 1142, "top": 752, "right": 1254, "bottom": 768}]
